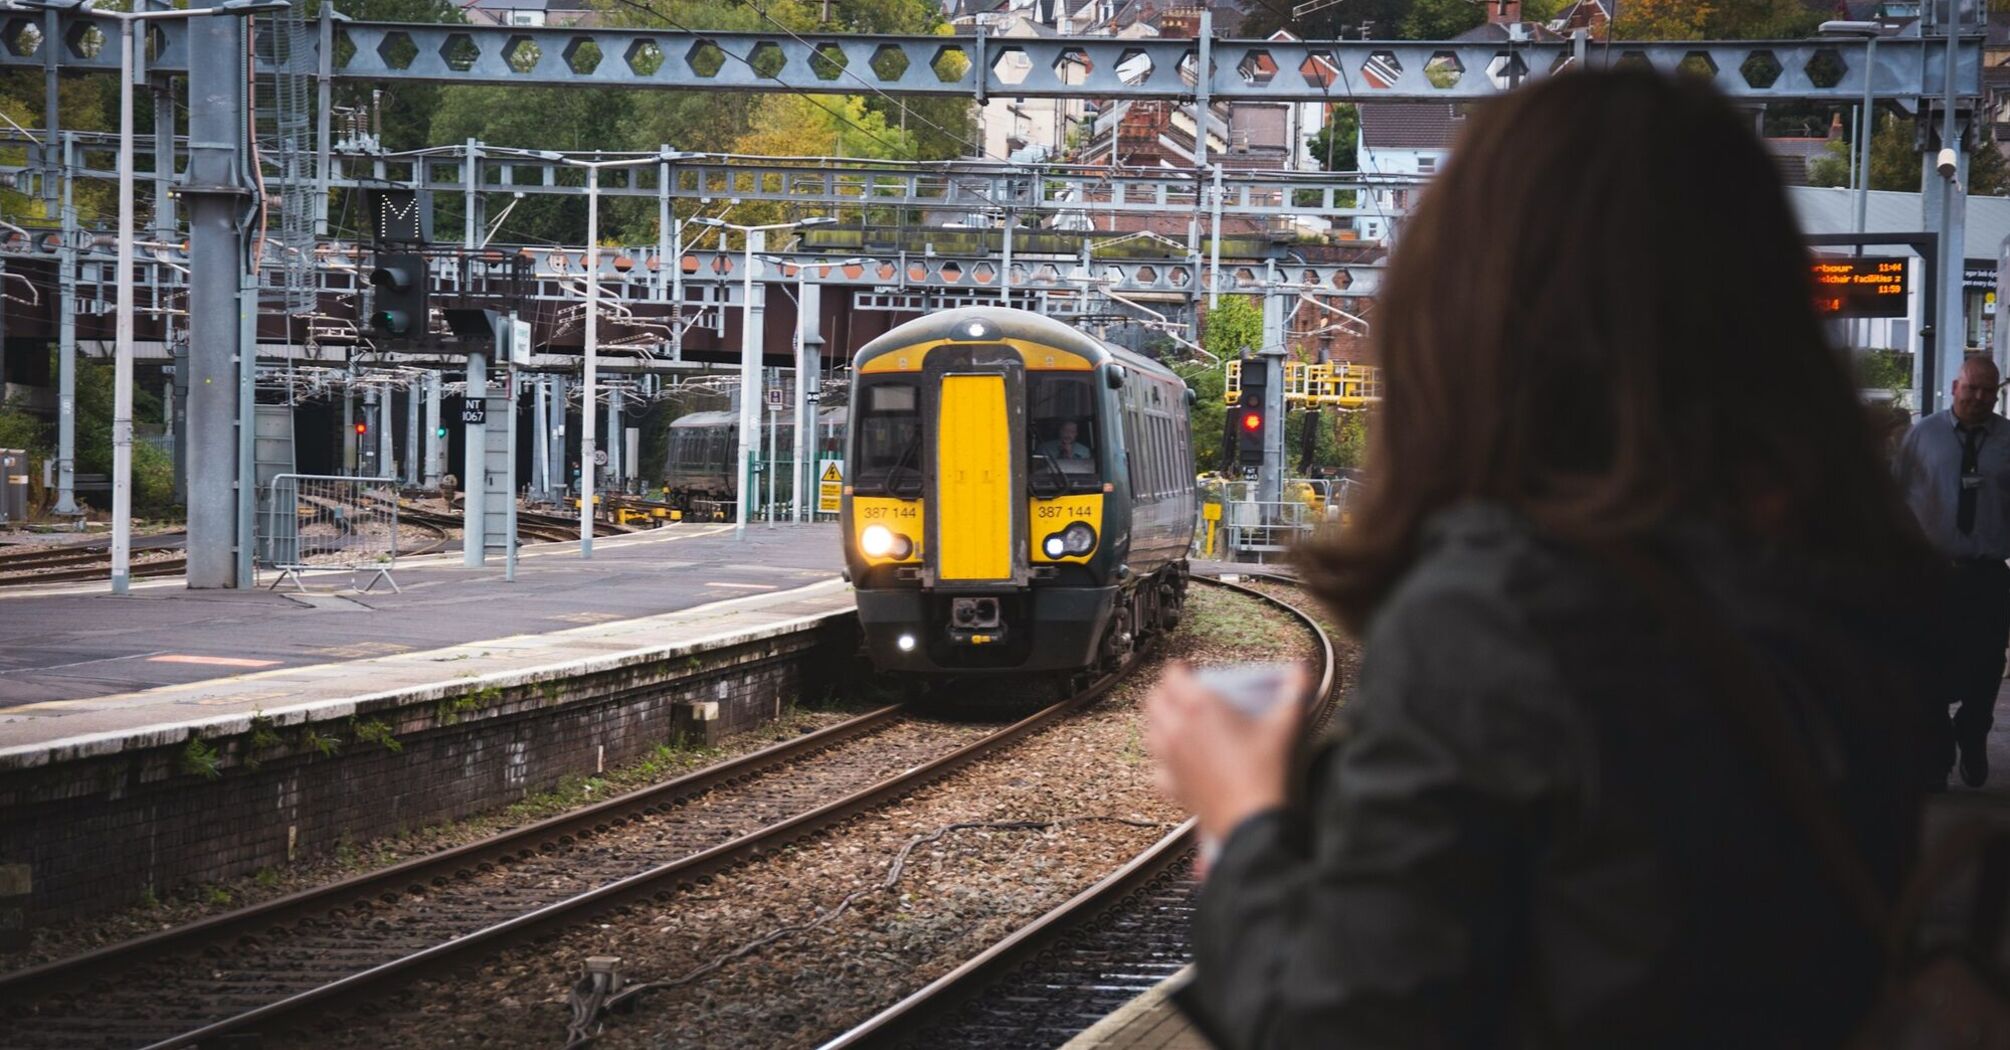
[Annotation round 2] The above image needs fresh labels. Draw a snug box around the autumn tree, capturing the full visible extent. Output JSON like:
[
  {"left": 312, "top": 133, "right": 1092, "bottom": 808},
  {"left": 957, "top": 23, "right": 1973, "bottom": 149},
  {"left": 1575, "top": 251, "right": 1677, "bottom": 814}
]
[{"left": 1613, "top": 0, "right": 1821, "bottom": 39}]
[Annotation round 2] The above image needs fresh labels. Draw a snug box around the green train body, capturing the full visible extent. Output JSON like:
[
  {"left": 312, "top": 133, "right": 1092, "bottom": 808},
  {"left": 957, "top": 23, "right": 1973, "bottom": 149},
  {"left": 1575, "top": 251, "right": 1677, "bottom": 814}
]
[{"left": 840, "top": 307, "right": 1197, "bottom": 676}]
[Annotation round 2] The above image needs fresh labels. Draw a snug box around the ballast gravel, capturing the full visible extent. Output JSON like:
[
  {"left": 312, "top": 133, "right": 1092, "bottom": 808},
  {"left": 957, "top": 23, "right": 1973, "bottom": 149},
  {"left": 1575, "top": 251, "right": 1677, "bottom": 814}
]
[{"left": 288, "top": 583, "right": 1328, "bottom": 1050}]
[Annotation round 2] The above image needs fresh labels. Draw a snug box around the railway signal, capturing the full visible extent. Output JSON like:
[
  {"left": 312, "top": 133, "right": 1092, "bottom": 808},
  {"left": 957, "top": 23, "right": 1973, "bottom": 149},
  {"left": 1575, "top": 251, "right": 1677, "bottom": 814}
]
[
  {"left": 368, "top": 253, "right": 429, "bottom": 337},
  {"left": 1236, "top": 353, "right": 1268, "bottom": 468}
]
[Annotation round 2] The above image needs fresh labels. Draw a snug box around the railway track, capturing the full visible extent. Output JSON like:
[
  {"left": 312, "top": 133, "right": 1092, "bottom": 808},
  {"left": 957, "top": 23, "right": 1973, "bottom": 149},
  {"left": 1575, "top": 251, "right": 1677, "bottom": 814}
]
[
  {"left": 0, "top": 661, "right": 1141, "bottom": 1049},
  {"left": 0, "top": 535, "right": 189, "bottom": 588},
  {"left": 820, "top": 576, "right": 1339, "bottom": 1050}
]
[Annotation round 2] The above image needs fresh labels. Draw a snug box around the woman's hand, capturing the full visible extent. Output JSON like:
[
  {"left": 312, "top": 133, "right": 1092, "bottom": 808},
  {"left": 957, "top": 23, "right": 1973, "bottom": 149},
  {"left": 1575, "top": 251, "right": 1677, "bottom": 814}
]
[{"left": 1144, "top": 662, "right": 1305, "bottom": 849}]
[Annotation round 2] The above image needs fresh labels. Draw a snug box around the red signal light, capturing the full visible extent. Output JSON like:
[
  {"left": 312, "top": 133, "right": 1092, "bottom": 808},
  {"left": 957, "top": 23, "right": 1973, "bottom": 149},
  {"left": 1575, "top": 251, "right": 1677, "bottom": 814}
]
[
  {"left": 1241, "top": 412, "right": 1262, "bottom": 431},
  {"left": 355, "top": 423, "right": 367, "bottom": 434}
]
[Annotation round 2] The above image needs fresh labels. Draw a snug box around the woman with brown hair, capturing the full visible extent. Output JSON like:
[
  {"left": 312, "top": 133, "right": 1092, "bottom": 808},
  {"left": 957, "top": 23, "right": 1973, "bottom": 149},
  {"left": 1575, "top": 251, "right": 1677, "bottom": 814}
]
[{"left": 1148, "top": 70, "right": 1941, "bottom": 1046}]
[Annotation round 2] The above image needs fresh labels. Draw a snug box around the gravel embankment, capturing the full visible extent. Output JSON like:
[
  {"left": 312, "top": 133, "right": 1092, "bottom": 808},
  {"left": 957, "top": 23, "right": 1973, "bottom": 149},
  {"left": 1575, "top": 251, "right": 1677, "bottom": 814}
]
[
  {"left": 292, "top": 583, "right": 1323, "bottom": 1050},
  {"left": 4, "top": 705, "right": 870, "bottom": 973}
]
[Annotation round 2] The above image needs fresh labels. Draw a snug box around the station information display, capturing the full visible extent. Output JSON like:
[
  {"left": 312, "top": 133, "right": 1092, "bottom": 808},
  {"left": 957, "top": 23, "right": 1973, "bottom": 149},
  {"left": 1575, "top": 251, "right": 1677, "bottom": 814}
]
[{"left": 1811, "top": 256, "right": 1909, "bottom": 318}]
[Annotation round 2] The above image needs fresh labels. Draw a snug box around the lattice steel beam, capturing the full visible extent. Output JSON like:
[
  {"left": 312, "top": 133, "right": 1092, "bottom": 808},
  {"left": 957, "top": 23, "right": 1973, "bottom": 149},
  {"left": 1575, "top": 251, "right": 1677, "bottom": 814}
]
[
  {"left": 32, "top": 239, "right": 1378, "bottom": 314},
  {"left": 3, "top": 135, "right": 1414, "bottom": 221},
  {"left": 0, "top": 15, "right": 1980, "bottom": 101}
]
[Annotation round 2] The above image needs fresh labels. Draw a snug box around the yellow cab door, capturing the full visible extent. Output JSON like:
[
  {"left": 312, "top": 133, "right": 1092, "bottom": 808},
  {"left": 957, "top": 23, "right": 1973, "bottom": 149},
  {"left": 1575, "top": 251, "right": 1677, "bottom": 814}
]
[
  {"left": 921, "top": 342, "right": 1028, "bottom": 589},
  {"left": 934, "top": 373, "right": 1014, "bottom": 582}
]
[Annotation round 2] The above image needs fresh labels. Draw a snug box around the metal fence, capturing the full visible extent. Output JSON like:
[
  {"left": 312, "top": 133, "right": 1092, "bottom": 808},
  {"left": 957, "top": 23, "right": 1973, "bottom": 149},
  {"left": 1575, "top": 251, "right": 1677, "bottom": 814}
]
[
  {"left": 260, "top": 473, "right": 404, "bottom": 593},
  {"left": 1200, "top": 477, "right": 1359, "bottom": 562}
]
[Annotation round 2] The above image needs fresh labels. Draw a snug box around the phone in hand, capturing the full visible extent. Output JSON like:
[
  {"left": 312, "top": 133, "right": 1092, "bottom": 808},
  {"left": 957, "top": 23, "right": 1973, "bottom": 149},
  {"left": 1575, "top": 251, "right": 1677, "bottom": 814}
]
[{"left": 1192, "top": 662, "right": 1299, "bottom": 718}]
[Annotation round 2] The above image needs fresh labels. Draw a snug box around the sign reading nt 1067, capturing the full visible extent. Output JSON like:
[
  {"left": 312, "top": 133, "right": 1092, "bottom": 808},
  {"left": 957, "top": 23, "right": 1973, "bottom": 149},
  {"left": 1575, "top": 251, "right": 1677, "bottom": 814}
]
[{"left": 1811, "top": 257, "right": 1908, "bottom": 318}]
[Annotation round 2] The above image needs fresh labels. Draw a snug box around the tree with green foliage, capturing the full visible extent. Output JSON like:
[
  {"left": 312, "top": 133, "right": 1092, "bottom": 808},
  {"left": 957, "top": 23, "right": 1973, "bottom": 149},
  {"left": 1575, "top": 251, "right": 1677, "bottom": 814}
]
[
  {"left": 1289, "top": 405, "right": 1370, "bottom": 472},
  {"left": 1192, "top": 297, "right": 1263, "bottom": 470},
  {"left": 1203, "top": 296, "right": 1264, "bottom": 360},
  {"left": 1305, "top": 104, "right": 1359, "bottom": 173},
  {"left": 1808, "top": 111, "right": 2010, "bottom": 197}
]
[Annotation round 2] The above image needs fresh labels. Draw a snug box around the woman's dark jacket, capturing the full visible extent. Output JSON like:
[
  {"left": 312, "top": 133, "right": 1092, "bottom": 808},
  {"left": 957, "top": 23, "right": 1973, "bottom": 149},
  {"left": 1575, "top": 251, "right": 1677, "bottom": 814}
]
[{"left": 1178, "top": 503, "right": 1927, "bottom": 1048}]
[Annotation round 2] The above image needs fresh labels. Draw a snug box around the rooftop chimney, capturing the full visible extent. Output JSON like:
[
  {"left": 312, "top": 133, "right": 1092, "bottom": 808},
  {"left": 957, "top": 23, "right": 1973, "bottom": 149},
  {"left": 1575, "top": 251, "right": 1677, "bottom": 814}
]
[{"left": 1488, "top": 0, "right": 1521, "bottom": 23}]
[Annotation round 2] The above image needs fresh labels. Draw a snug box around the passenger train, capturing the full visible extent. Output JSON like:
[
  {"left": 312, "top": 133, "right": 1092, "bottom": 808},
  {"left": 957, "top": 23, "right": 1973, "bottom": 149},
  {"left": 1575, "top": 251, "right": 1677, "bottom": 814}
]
[
  {"left": 660, "top": 408, "right": 847, "bottom": 516},
  {"left": 841, "top": 306, "right": 1197, "bottom": 677}
]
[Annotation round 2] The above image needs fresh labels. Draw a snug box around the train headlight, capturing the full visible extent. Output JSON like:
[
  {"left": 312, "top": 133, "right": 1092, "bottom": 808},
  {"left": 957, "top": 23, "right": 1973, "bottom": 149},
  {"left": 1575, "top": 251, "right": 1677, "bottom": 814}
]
[
  {"left": 859, "top": 525, "right": 913, "bottom": 559},
  {"left": 1043, "top": 522, "right": 1096, "bottom": 558}
]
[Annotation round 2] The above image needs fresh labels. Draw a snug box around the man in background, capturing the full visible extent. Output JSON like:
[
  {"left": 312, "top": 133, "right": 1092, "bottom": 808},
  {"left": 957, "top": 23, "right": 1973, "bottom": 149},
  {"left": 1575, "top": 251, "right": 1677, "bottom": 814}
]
[{"left": 1896, "top": 355, "right": 2010, "bottom": 788}]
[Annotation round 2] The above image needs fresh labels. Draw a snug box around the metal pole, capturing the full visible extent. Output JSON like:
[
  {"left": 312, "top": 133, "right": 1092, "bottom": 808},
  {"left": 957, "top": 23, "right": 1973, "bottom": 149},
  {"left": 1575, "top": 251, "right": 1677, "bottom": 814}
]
[
  {"left": 112, "top": 18, "right": 137, "bottom": 592},
  {"left": 1001, "top": 212, "right": 1013, "bottom": 305},
  {"left": 608, "top": 385, "right": 624, "bottom": 495},
  {"left": 1259, "top": 274, "right": 1285, "bottom": 508},
  {"left": 735, "top": 229, "right": 765, "bottom": 540},
  {"left": 533, "top": 375, "right": 549, "bottom": 496},
  {"left": 361, "top": 386, "right": 378, "bottom": 474},
  {"left": 580, "top": 166, "right": 600, "bottom": 558},
  {"left": 505, "top": 344, "right": 519, "bottom": 581},
  {"left": 342, "top": 383, "right": 355, "bottom": 474},
  {"left": 463, "top": 349, "right": 487, "bottom": 566},
  {"left": 550, "top": 375, "right": 567, "bottom": 504},
  {"left": 313, "top": 0, "right": 331, "bottom": 236},
  {"left": 1856, "top": 34, "right": 1875, "bottom": 245},
  {"left": 657, "top": 149, "right": 672, "bottom": 305},
  {"left": 1208, "top": 164, "right": 1224, "bottom": 310},
  {"left": 1939, "top": 11, "right": 1968, "bottom": 411},
  {"left": 463, "top": 138, "right": 479, "bottom": 250},
  {"left": 185, "top": 0, "right": 247, "bottom": 587},
  {"left": 792, "top": 268, "right": 809, "bottom": 523},
  {"left": 766, "top": 370, "right": 776, "bottom": 527},
  {"left": 670, "top": 216, "right": 685, "bottom": 360},
  {"left": 54, "top": 132, "right": 76, "bottom": 518},
  {"left": 378, "top": 383, "right": 392, "bottom": 481},
  {"left": 405, "top": 379, "right": 420, "bottom": 486},
  {"left": 424, "top": 370, "right": 442, "bottom": 487}
]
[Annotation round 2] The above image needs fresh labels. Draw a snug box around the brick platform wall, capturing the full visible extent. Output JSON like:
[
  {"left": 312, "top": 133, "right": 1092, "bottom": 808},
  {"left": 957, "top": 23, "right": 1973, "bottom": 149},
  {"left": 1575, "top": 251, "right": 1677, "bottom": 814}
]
[{"left": 0, "top": 613, "right": 859, "bottom": 929}]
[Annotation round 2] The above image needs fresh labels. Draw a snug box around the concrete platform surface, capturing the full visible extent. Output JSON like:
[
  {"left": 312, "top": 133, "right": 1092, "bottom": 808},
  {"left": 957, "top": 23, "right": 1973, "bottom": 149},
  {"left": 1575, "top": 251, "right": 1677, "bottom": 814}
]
[
  {"left": 1062, "top": 969, "right": 1209, "bottom": 1050},
  {"left": 0, "top": 523, "right": 850, "bottom": 761}
]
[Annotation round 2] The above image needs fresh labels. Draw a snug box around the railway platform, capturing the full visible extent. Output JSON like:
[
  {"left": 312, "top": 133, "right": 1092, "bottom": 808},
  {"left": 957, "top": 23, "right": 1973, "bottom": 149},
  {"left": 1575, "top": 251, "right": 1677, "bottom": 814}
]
[{"left": 0, "top": 523, "right": 856, "bottom": 924}]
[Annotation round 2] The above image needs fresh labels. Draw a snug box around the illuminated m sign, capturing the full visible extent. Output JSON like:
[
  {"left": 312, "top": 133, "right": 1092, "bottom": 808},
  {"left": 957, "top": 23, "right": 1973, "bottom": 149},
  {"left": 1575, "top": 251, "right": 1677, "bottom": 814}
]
[{"left": 370, "top": 189, "right": 425, "bottom": 246}]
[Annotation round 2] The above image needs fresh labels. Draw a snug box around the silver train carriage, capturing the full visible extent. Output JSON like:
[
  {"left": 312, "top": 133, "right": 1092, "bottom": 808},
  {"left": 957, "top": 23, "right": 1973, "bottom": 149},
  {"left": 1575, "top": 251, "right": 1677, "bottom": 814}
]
[
  {"left": 841, "top": 306, "right": 1197, "bottom": 676},
  {"left": 661, "top": 407, "right": 847, "bottom": 516}
]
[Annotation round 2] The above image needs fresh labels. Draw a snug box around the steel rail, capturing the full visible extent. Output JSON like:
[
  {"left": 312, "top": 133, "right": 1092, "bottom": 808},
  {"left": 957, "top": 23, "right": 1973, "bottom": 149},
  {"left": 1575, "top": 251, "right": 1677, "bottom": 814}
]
[
  {"left": 0, "top": 554, "right": 186, "bottom": 587},
  {"left": 0, "top": 703, "right": 906, "bottom": 1005},
  {"left": 133, "top": 666, "right": 1136, "bottom": 1050},
  {"left": 815, "top": 575, "right": 1338, "bottom": 1049}
]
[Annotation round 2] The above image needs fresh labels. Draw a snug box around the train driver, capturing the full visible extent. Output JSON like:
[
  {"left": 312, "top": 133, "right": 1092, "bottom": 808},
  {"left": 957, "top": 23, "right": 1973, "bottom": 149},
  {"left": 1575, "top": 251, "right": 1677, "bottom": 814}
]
[{"left": 1036, "top": 419, "right": 1093, "bottom": 461}]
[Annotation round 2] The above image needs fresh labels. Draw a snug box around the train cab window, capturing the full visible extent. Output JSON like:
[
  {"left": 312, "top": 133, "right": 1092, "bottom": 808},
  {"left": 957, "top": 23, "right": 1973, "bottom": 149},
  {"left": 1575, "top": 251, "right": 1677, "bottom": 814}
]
[
  {"left": 1028, "top": 373, "right": 1102, "bottom": 497},
  {"left": 853, "top": 382, "right": 923, "bottom": 497}
]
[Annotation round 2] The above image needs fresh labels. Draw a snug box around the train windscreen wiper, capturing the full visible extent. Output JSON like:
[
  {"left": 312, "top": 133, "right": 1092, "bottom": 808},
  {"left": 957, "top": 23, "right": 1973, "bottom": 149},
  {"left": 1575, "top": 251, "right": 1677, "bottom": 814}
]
[
  {"left": 885, "top": 427, "right": 924, "bottom": 497},
  {"left": 1030, "top": 453, "right": 1069, "bottom": 497}
]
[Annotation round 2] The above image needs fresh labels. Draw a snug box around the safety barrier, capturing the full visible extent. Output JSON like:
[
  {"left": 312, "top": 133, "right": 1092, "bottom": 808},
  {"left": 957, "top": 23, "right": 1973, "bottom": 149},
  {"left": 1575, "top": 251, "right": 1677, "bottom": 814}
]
[
  {"left": 1198, "top": 476, "right": 1358, "bottom": 561},
  {"left": 259, "top": 473, "right": 403, "bottom": 593}
]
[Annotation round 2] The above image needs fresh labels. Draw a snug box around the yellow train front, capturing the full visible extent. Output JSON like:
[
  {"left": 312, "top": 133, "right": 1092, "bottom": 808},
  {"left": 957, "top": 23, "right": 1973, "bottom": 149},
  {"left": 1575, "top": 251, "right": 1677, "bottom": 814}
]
[{"left": 841, "top": 307, "right": 1196, "bottom": 676}]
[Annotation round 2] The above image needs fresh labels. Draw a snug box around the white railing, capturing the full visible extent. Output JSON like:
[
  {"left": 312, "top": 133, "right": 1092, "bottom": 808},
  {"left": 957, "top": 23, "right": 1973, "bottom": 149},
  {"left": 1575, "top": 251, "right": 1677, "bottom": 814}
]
[
  {"left": 1197, "top": 476, "right": 1359, "bottom": 562},
  {"left": 260, "top": 473, "right": 403, "bottom": 593}
]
